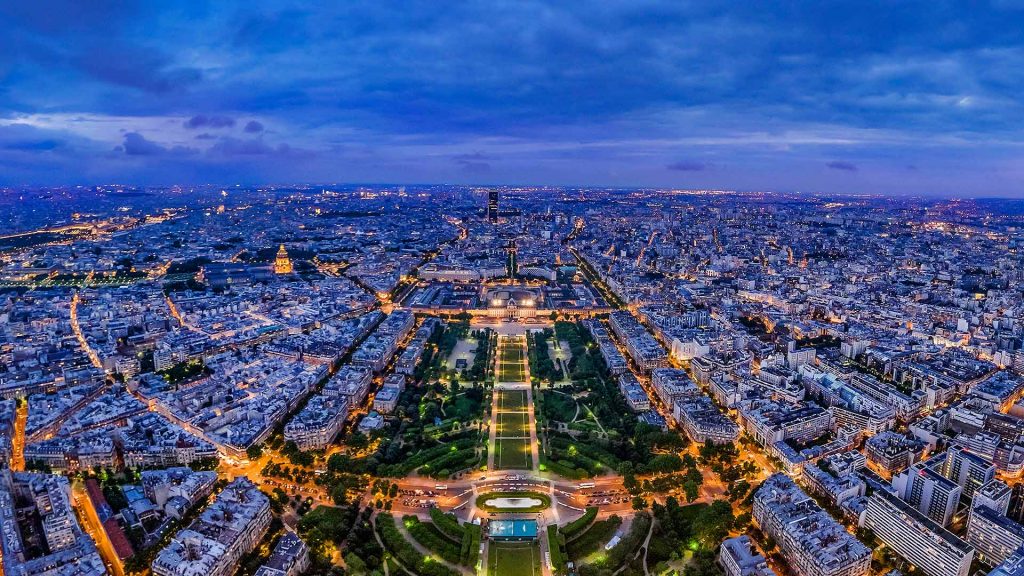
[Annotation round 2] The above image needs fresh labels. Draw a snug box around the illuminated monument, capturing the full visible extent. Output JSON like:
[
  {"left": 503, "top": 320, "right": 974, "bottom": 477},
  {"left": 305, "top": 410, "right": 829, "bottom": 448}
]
[{"left": 274, "top": 244, "right": 293, "bottom": 274}]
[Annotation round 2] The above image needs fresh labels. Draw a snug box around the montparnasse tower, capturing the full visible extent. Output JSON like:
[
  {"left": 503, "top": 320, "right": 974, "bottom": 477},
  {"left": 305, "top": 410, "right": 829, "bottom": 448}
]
[{"left": 274, "top": 244, "right": 293, "bottom": 274}]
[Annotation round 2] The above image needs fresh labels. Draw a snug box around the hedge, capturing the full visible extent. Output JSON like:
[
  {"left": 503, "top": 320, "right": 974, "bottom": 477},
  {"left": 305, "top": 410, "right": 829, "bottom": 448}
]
[
  {"left": 381, "top": 437, "right": 478, "bottom": 477},
  {"left": 548, "top": 524, "right": 568, "bottom": 575},
  {"left": 375, "top": 513, "right": 460, "bottom": 576},
  {"left": 417, "top": 447, "right": 479, "bottom": 478},
  {"left": 404, "top": 516, "right": 462, "bottom": 565},
  {"left": 540, "top": 454, "right": 589, "bottom": 480},
  {"left": 460, "top": 523, "right": 482, "bottom": 567},
  {"left": 429, "top": 508, "right": 465, "bottom": 541},
  {"left": 560, "top": 507, "right": 598, "bottom": 539}
]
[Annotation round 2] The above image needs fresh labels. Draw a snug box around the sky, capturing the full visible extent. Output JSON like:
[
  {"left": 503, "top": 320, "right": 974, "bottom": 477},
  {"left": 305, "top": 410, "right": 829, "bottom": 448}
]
[{"left": 2, "top": 1, "right": 1024, "bottom": 196}]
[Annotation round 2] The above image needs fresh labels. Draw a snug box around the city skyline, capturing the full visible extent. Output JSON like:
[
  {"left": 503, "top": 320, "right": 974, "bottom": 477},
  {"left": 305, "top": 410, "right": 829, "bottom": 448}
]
[{"left": 5, "top": 4, "right": 1024, "bottom": 576}]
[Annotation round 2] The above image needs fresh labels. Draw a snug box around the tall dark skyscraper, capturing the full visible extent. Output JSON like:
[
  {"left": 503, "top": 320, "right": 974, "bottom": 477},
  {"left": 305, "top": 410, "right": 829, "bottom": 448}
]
[{"left": 488, "top": 190, "right": 499, "bottom": 223}]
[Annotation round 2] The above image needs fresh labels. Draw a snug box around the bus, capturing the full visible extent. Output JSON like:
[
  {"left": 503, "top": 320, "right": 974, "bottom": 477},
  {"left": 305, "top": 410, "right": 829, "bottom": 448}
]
[
  {"left": 435, "top": 484, "right": 448, "bottom": 491},
  {"left": 578, "top": 482, "right": 596, "bottom": 489}
]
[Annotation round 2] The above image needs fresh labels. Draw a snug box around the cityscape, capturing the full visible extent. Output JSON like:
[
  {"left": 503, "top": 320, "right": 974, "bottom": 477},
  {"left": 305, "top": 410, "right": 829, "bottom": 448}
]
[
  {"left": 4, "top": 4, "right": 1024, "bottom": 576},
  {"left": 0, "top": 187, "right": 1023, "bottom": 576}
]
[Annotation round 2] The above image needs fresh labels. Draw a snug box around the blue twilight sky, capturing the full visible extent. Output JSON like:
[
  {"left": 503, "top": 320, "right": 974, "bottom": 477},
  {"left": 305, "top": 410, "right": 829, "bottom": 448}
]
[{"left": 2, "top": 1, "right": 1024, "bottom": 196}]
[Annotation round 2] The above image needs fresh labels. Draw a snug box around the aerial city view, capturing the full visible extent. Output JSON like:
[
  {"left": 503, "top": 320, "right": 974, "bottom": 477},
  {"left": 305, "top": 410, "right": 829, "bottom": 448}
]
[{"left": 3, "top": 5, "right": 1024, "bottom": 576}]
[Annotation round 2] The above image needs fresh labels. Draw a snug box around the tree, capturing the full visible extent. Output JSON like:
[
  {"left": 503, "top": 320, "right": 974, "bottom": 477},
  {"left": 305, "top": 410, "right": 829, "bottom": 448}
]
[
  {"left": 246, "top": 444, "right": 264, "bottom": 460},
  {"left": 331, "top": 484, "right": 348, "bottom": 506},
  {"left": 683, "top": 479, "right": 700, "bottom": 502},
  {"left": 728, "top": 480, "right": 751, "bottom": 502},
  {"left": 632, "top": 496, "right": 648, "bottom": 510},
  {"left": 344, "top": 553, "right": 369, "bottom": 575},
  {"left": 683, "top": 551, "right": 721, "bottom": 576},
  {"left": 348, "top": 431, "right": 369, "bottom": 450},
  {"left": 735, "top": 512, "right": 752, "bottom": 529},
  {"left": 623, "top": 473, "right": 640, "bottom": 495}
]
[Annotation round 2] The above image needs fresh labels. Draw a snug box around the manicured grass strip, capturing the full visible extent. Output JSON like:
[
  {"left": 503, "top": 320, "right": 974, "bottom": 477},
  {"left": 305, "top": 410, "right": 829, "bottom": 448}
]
[
  {"left": 498, "top": 363, "right": 526, "bottom": 382},
  {"left": 498, "top": 411, "right": 529, "bottom": 437},
  {"left": 495, "top": 437, "right": 532, "bottom": 469},
  {"left": 488, "top": 542, "right": 540, "bottom": 576},
  {"left": 499, "top": 390, "right": 527, "bottom": 411}
]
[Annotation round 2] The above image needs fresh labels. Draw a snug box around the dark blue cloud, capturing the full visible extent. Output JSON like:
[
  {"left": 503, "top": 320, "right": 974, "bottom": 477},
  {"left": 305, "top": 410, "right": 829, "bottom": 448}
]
[
  {"left": 826, "top": 161, "right": 859, "bottom": 172},
  {"left": 453, "top": 152, "right": 493, "bottom": 173},
  {"left": 121, "top": 132, "right": 197, "bottom": 156},
  {"left": 3, "top": 138, "right": 63, "bottom": 151},
  {"left": 184, "top": 115, "right": 235, "bottom": 129},
  {"left": 2, "top": 1, "right": 1024, "bottom": 195},
  {"left": 121, "top": 132, "right": 165, "bottom": 156}
]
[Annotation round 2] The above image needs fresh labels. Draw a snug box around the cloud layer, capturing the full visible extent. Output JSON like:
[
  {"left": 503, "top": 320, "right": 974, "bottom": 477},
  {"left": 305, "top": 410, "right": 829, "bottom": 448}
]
[{"left": 2, "top": 1, "right": 1024, "bottom": 195}]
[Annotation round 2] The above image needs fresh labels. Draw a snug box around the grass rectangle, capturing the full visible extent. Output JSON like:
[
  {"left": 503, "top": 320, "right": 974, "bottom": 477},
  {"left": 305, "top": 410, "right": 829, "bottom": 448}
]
[
  {"left": 488, "top": 542, "right": 540, "bottom": 576},
  {"left": 498, "top": 390, "right": 527, "bottom": 412},
  {"left": 500, "top": 347, "right": 524, "bottom": 363},
  {"left": 497, "top": 338, "right": 527, "bottom": 382},
  {"left": 495, "top": 437, "right": 532, "bottom": 469},
  {"left": 498, "top": 411, "right": 528, "bottom": 437},
  {"left": 498, "top": 365, "right": 525, "bottom": 382}
]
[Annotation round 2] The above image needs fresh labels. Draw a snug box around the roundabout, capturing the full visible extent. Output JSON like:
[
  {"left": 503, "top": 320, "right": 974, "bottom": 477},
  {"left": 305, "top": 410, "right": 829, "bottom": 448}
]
[{"left": 475, "top": 491, "right": 552, "bottom": 513}]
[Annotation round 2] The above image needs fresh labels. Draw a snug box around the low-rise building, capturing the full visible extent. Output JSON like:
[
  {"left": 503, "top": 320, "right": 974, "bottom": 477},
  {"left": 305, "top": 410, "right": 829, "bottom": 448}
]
[
  {"left": 719, "top": 535, "right": 776, "bottom": 576},
  {"left": 864, "top": 431, "right": 927, "bottom": 476},
  {"left": 752, "top": 474, "right": 871, "bottom": 576},
  {"left": 253, "top": 532, "right": 310, "bottom": 576},
  {"left": 373, "top": 386, "right": 401, "bottom": 414},
  {"left": 152, "top": 478, "right": 271, "bottom": 576},
  {"left": 674, "top": 395, "right": 740, "bottom": 443},
  {"left": 284, "top": 395, "right": 350, "bottom": 451}
]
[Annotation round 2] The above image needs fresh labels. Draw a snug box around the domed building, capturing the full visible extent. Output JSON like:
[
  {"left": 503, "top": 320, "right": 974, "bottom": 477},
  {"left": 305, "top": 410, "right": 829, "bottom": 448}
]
[
  {"left": 274, "top": 244, "right": 293, "bottom": 274},
  {"left": 483, "top": 286, "right": 542, "bottom": 319}
]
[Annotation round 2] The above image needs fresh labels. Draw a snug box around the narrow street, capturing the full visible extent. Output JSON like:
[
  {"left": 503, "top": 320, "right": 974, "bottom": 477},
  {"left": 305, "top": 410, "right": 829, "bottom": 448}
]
[
  {"left": 11, "top": 400, "right": 27, "bottom": 471},
  {"left": 71, "top": 481, "right": 125, "bottom": 576}
]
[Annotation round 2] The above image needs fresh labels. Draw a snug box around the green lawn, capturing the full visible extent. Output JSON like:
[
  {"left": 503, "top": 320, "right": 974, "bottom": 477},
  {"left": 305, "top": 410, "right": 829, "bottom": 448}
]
[
  {"left": 497, "top": 390, "right": 527, "bottom": 412},
  {"left": 498, "top": 411, "right": 528, "bottom": 437},
  {"left": 488, "top": 542, "right": 541, "bottom": 576},
  {"left": 497, "top": 338, "right": 527, "bottom": 382},
  {"left": 500, "top": 347, "right": 524, "bottom": 362},
  {"left": 498, "top": 362, "right": 525, "bottom": 382},
  {"left": 495, "top": 437, "right": 532, "bottom": 469}
]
